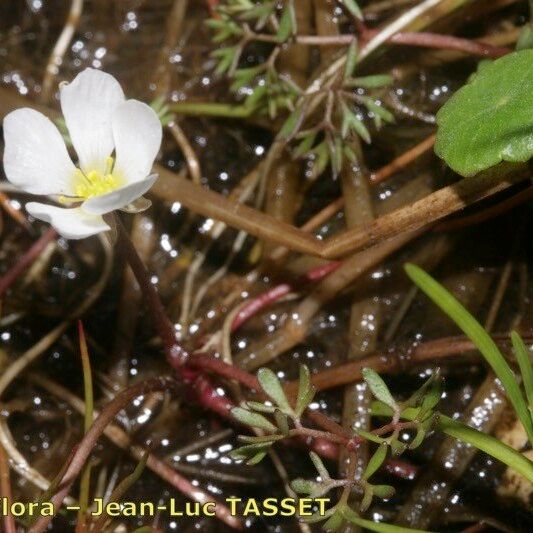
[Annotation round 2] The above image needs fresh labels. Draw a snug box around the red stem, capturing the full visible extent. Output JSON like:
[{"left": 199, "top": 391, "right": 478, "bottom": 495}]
[
  {"left": 0, "top": 227, "right": 57, "bottom": 298},
  {"left": 117, "top": 218, "right": 188, "bottom": 368},
  {"left": 231, "top": 260, "right": 342, "bottom": 332}
]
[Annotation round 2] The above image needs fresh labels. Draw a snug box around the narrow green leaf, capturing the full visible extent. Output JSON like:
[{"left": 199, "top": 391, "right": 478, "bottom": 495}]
[
  {"left": 403, "top": 370, "right": 440, "bottom": 409},
  {"left": 329, "top": 134, "right": 344, "bottom": 177},
  {"left": 257, "top": 368, "right": 293, "bottom": 413},
  {"left": 405, "top": 263, "right": 533, "bottom": 443},
  {"left": 511, "top": 331, "right": 533, "bottom": 417},
  {"left": 362, "top": 368, "right": 398, "bottom": 411},
  {"left": 364, "top": 443, "right": 387, "bottom": 480},
  {"left": 360, "top": 486, "right": 373, "bottom": 512},
  {"left": 344, "top": 39, "right": 359, "bottom": 80},
  {"left": 238, "top": 434, "right": 283, "bottom": 444},
  {"left": 310, "top": 141, "right": 330, "bottom": 178},
  {"left": 296, "top": 365, "right": 315, "bottom": 416},
  {"left": 372, "top": 484, "right": 395, "bottom": 499},
  {"left": 245, "top": 84, "right": 267, "bottom": 109},
  {"left": 277, "top": 4, "right": 294, "bottom": 42},
  {"left": 230, "top": 442, "right": 271, "bottom": 461},
  {"left": 389, "top": 439, "right": 407, "bottom": 456},
  {"left": 293, "top": 131, "right": 317, "bottom": 158},
  {"left": 310, "top": 451, "right": 330, "bottom": 480},
  {"left": 420, "top": 375, "right": 442, "bottom": 415},
  {"left": 230, "top": 66, "right": 261, "bottom": 91},
  {"left": 360, "top": 96, "right": 395, "bottom": 125},
  {"left": 356, "top": 429, "right": 386, "bottom": 444},
  {"left": 245, "top": 400, "right": 276, "bottom": 414},
  {"left": 342, "top": 0, "right": 363, "bottom": 20},
  {"left": 212, "top": 46, "right": 237, "bottom": 75},
  {"left": 348, "top": 75, "right": 394, "bottom": 88},
  {"left": 247, "top": 451, "right": 267, "bottom": 465},
  {"left": 341, "top": 105, "right": 371, "bottom": 143},
  {"left": 231, "top": 406, "right": 277, "bottom": 432},
  {"left": 409, "top": 426, "right": 426, "bottom": 449},
  {"left": 274, "top": 410, "right": 290, "bottom": 435},
  {"left": 440, "top": 415, "right": 533, "bottom": 482},
  {"left": 344, "top": 143, "right": 358, "bottom": 163},
  {"left": 278, "top": 107, "right": 304, "bottom": 140},
  {"left": 291, "top": 478, "right": 330, "bottom": 498},
  {"left": 324, "top": 509, "right": 344, "bottom": 530},
  {"left": 291, "top": 479, "right": 313, "bottom": 494}
]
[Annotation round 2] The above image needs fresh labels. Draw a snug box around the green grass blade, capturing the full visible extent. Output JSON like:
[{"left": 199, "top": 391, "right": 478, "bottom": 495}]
[
  {"left": 511, "top": 331, "right": 533, "bottom": 420},
  {"left": 405, "top": 263, "right": 533, "bottom": 443},
  {"left": 438, "top": 415, "right": 533, "bottom": 482}
]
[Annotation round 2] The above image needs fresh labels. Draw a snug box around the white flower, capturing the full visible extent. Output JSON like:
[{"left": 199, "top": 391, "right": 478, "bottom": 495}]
[{"left": 2, "top": 68, "right": 162, "bottom": 239}]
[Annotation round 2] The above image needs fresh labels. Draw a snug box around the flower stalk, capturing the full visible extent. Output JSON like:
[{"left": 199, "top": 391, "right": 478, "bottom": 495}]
[{"left": 116, "top": 216, "right": 187, "bottom": 368}]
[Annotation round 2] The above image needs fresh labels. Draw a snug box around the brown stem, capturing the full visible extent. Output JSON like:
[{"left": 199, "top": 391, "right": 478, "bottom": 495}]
[
  {"left": 285, "top": 332, "right": 533, "bottom": 394},
  {"left": 0, "top": 227, "right": 57, "bottom": 298},
  {"left": 152, "top": 162, "right": 527, "bottom": 259},
  {"left": 116, "top": 216, "right": 187, "bottom": 368},
  {"left": 322, "top": 163, "right": 527, "bottom": 258},
  {"left": 369, "top": 30, "right": 510, "bottom": 57}
]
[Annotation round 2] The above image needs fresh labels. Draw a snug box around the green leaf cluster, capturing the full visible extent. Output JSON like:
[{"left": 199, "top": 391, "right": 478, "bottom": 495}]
[{"left": 230, "top": 365, "right": 315, "bottom": 464}]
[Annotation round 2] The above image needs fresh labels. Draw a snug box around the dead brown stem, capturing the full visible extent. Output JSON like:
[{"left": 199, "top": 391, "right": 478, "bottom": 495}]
[{"left": 152, "top": 162, "right": 527, "bottom": 259}]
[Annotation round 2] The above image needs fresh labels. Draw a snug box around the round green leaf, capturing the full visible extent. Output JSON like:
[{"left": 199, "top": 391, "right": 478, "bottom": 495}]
[{"left": 435, "top": 50, "right": 533, "bottom": 177}]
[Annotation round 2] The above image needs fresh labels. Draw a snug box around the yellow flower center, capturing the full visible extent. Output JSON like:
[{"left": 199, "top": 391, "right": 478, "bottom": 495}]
[{"left": 62, "top": 157, "right": 123, "bottom": 203}]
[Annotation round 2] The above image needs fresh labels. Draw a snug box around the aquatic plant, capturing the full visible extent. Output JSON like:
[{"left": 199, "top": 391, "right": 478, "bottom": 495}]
[{"left": 0, "top": 1, "right": 532, "bottom": 532}]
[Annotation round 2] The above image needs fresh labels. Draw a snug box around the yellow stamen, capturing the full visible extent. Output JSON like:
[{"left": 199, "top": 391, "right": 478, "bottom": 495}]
[{"left": 72, "top": 158, "right": 122, "bottom": 200}]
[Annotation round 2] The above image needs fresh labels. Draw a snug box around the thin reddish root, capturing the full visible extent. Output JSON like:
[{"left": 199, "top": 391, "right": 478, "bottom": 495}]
[
  {"left": 0, "top": 227, "right": 57, "bottom": 298},
  {"left": 231, "top": 261, "right": 342, "bottom": 332},
  {"left": 231, "top": 284, "right": 291, "bottom": 332}
]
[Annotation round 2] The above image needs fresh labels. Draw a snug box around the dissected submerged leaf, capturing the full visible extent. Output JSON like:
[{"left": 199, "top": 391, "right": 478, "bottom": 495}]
[{"left": 434, "top": 50, "right": 533, "bottom": 177}]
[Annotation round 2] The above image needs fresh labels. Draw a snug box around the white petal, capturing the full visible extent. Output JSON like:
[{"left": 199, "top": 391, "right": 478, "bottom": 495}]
[
  {"left": 112, "top": 100, "right": 162, "bottom": 184},
  {"left": 26, "top": 202, "right": 110, "bottom": 239},
  {"left": 3, "top": 108, "right": 76, "bottom": 195},
  {"left": 81, "top": 174, "right": 158, "bottom": 215},
  {"left": 60, "top": 68, "right": 125, "bottom": 174}
]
